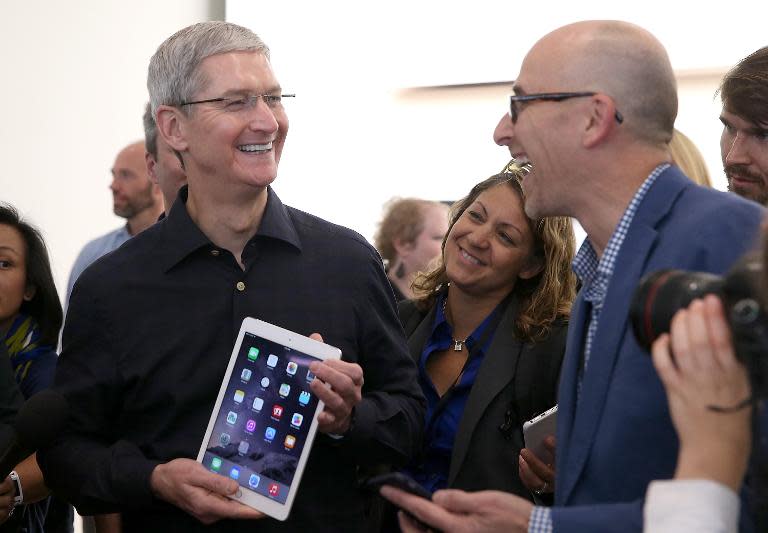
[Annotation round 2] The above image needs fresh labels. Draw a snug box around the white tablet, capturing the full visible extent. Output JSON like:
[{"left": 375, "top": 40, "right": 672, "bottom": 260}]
[
  {"left": 196, "top": 317, "right": 341, "bottom": 521},
  {"left": 522, "top": 405, "right": 557, "bottom": 460}
]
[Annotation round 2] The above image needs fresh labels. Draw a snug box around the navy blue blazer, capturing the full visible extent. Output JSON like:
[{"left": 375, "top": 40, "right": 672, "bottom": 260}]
[{"left": 551, "top": 166, "right": 765, "bottom": 532}]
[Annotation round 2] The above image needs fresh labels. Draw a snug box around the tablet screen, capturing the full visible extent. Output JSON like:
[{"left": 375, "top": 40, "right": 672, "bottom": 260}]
[{"left": 201, "top": 332, "right": 322, "bottom": 504}]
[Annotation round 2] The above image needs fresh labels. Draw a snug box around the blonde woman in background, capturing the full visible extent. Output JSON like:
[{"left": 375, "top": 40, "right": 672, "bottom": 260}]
[{"left": 670, "top": 129, "right": 712, "bottom": 187}]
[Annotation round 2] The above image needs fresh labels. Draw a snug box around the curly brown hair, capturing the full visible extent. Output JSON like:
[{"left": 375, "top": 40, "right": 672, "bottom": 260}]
[{"left": 412, "top": 168, "right": 577, "bottom": 342}]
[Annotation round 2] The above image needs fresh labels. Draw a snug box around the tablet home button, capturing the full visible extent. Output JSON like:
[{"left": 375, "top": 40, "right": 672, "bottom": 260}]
[{"left": 235, "top": 488, "right": 243, "bottom": 498}]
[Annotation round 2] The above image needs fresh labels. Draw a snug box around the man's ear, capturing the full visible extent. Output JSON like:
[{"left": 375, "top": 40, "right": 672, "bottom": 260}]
[
  {"left": 145, "top": 152, "right": 159, "bottom": 185},
  {"left": 583, "top": 94, "right": 619, "bottom": 148},
  {"left": 155, "top": 105, "right": 189, "bottom": 153}
]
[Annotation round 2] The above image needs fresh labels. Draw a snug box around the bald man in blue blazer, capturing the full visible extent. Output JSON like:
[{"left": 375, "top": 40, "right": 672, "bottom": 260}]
[{"left": 381, "top": 20, "right": 765, "bottom": 533}]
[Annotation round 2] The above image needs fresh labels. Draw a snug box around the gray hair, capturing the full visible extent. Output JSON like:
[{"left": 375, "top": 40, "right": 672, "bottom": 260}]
[
  {"left": 147, "top": 21, "right": 270, "bottom": 118},
  {"left": 142, "top": 102, "right": 158, "bottom": 158},
  {"left": 578, "top": 23, "right": 677, "bottom": 146}
]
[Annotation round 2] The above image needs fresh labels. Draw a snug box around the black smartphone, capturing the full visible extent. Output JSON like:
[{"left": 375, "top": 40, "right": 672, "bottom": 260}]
[{"left": 363, "top": 472, "right": 433, "bottom": 500}]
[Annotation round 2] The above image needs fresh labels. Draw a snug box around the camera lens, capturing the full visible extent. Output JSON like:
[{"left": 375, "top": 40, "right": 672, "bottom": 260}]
[{"left": 630, "top": 269, "right": 723, "bottom": 351}]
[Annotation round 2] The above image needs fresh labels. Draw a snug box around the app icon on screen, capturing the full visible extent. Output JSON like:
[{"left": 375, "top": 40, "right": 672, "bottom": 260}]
[
  {"left": 267, "top": 354, "right": 279, "bottom": 368},
  {"left": 299, "top": 391, "right": 311, "bottom": 406},
  {"left": 248, "top": 474, "right": 260, "bottom": 489},
  {"left": 241, "top": 368, "right": 252, "bottom": 382},
  {"left": 268, "top": 483, "right": 279, "bottom": 497},
  {"left": 233, "top": 390, "right": 245, "bottom": 404},
  {"left": 265, "top": 427, "right": 276, "bottom": 441},
  {"left": 248, "top": 347, "right": 259, "bottom": 361},
  {"left": 238, "top": 441, "right": 250, "bottom": 455},
  {"left": 211, "top": 457, "right": 222, "bottom": 472},
  {"left": 286, "top": 361, "right": 298, "bottom": 375},
  {"left": 306, "top": 369, "right": 315, "bottom": 382},
  {"left": 291, "top": 413, "right": 303, "bottom": 428},
  {"left": 245, "top": 419, "right": 256, "bottom": 433},
  {"left": 272, "top": 405, "right": 283, "bottom": 419},
  {"left": 279, "top": 383, "right": 291, "bottom": 398},
  {"left": 252, "top": 397, "right": 264, "bottom": 411},
  {"left": 230, "top": 467, "right": 240, "bottom": 480},
  {"left": 219, "top": 433, "right": 231, "bottom": 446},
  {"left": 226, "top": 411, "right": 238, "bottom": 425},
  {"left": 260, "top": 377, "right": 270, "bottom": 388},
  {"left": 284, "top": 435, "right": 296, "bottom": 449}
]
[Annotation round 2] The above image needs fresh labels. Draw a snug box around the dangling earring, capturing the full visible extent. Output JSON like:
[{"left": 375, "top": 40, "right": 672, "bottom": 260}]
[{"left": 395, "top": 263, "right": 406, "bottom": 279}]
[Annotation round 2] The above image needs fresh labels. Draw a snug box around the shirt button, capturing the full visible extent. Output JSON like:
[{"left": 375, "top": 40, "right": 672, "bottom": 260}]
[
  {"left": 211, "top": 249, "right": 221, "bottom": 256},
  {"left": 236, "top": 281, "right": 246, "bottom": 291}
]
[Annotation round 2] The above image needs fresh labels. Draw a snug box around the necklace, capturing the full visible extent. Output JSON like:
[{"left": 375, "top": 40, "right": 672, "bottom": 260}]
[
  {"left": 443, "top": 298, "right": 468, "bottom": 352},
  {"left": 451, "top": 337, "right": 467, "bottom": 352}
]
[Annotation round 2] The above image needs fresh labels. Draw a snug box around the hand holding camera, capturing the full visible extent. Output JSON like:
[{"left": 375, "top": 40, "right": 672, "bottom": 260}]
[
  {"left": 650, "top": 295, "right": 752, "bottom": 491},
  {"left": 631, "top": 252, "right": 767, "bottom": 403}
]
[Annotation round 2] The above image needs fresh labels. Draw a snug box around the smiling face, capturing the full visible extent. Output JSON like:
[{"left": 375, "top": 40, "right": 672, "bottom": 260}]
[
  {"left": 0, "top": 224, "right": 33, "bottom": 334},
  {"left": 493, "top": 41, "right": 582, "bottom": 220},
  {"left": 444, "top": 183, "right": 540, "bottom": 300},
  {"left": 720, "top": 109, "right": 768, "bottom": 205},
  {"left": 165, "top": 51, "right": 288, "bottom": 194}
]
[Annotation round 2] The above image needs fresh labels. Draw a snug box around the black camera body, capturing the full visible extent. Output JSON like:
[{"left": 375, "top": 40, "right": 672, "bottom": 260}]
[{"left": 630, "top": 253, "right": 768, "bottom": 397}]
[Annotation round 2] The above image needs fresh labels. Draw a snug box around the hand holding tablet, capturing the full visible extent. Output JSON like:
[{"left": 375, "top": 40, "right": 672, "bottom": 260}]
[
  {"left": 150, "top": 458, "right": 264, "bottom": 524},
  {"left": 308, "top": 357, "right": 364, "bottom": 435},
  {"left": 196, "top": 318, "right": 342, "bottom": 521}
]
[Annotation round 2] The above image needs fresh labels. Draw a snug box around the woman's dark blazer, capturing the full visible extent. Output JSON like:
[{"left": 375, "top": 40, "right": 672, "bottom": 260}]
[{"left": 398, "top": 296, "right": 567, "bottom": 498}]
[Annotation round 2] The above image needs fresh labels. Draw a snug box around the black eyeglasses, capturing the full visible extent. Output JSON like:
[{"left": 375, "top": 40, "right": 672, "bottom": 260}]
[
  {"left": 508, "top": 92, "right": 623, "bottom": 125},
  {"left": 180, "top": 93, "right": 295, "bottom": 112}
]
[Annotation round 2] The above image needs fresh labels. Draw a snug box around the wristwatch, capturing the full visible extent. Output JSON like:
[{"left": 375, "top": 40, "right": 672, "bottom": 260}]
[{"left": 9, "top": 470, "right": 23, "bottom": 508}]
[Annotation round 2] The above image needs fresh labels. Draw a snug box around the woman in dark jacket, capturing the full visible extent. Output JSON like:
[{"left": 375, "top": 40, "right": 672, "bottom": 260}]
[{"left": 397, "top": 165, "right": 576, "bottom": 501}]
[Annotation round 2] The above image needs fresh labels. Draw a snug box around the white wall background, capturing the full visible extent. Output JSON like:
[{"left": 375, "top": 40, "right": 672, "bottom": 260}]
[
  {"left": 0, "top": 0, "right": 223, "bottom": 298},
  {"left": 228, "top": 0, "right": 765, "bottom": 249},
  {"left": 1, "top": 0, "right": 765, "bottom": 299}
]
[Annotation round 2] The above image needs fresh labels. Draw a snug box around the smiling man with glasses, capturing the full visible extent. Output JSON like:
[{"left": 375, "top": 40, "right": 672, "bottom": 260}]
[
  {"left": 508, "top": 92, "right": 624, "bottom": 125},
  {"left": 39, "top": 21, "right": 425, "bottom": 532},
  {"left": 382, "top": 20, "right": 764, "bottom": 533}
]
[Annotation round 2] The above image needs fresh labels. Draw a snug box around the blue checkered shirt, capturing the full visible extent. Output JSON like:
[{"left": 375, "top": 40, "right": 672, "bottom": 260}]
[{"left": 527, "top": 163, "right": 669, "bottom": 533}]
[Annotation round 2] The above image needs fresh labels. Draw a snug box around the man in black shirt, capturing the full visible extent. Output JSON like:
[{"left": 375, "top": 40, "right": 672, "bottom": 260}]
[{"left": 39, "top": 21, "right": 425, "bottom": 532}]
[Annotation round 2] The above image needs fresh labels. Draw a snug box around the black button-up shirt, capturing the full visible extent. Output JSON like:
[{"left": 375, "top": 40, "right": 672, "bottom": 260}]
[{"left": 40, "top": 187, "right": 425, "bottom": 532}]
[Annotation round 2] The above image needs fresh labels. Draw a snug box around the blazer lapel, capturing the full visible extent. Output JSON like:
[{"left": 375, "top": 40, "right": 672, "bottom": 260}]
[
  {"left": 557, "top": 166, "right": 688, "bottom": 503},
  {"left": 558, "top": 224, "right": 658, "bottom": 503},
  {"left": 406, "top": 306, "right": 435, "bottom": 364},
  {"left": 554, "top": 291, "right": 588, "bottom": 504},
  {"left": 448, "top": 300, "right": 522, "bottom": 484}
]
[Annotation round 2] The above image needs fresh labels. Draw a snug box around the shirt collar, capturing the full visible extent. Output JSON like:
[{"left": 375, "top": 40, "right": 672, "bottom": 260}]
[
  {"left": 572, "top": 163, "right": 669, "bottom": 290},
  {"left": 160, "top": 185, "right": 302, "bottom": 272}
]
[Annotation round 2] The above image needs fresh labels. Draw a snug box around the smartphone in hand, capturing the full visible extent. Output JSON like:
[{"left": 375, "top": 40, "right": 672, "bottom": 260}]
[
  {"left": 364, "top": 472, "right": 436, "bottom": 531},
  {"left": 363, "top": 472, "right": 433, "bottom": 500},
  {"left": 523, "top": 405, "right": 557, "bottom": 459}
]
